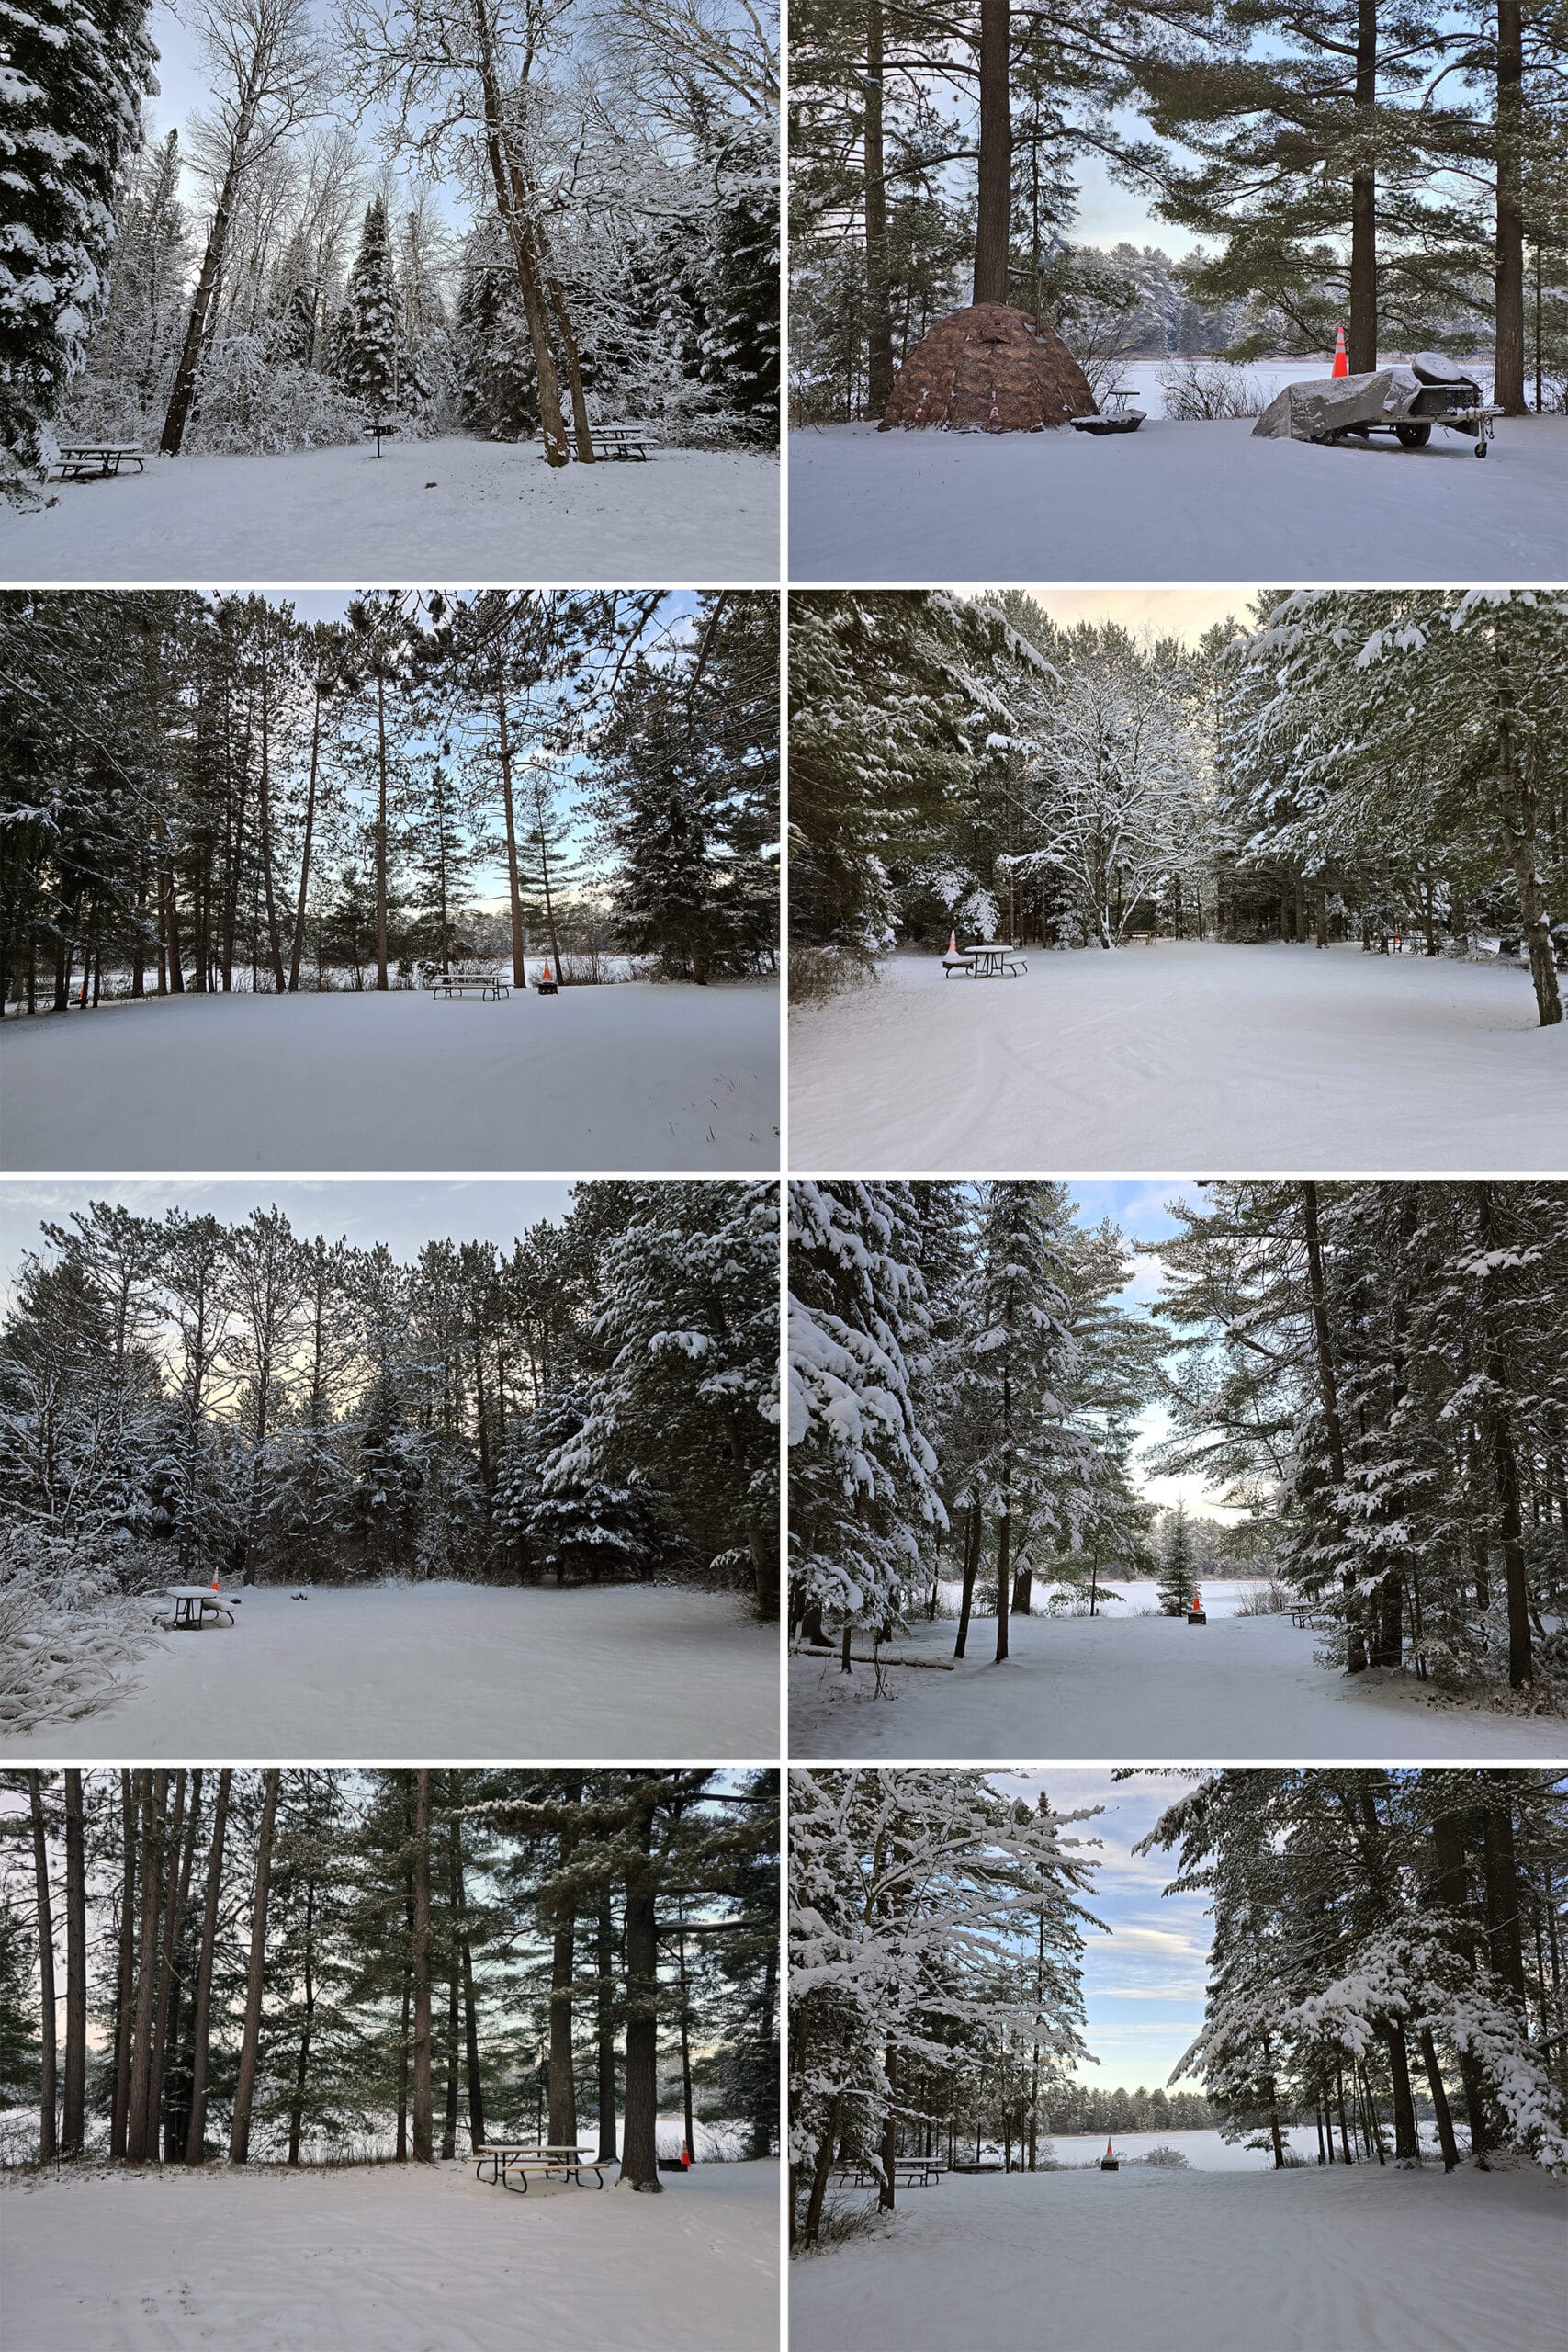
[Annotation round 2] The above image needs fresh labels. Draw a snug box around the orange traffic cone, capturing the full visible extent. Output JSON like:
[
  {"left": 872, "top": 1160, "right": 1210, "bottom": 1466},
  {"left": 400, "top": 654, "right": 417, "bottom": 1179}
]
[
  {"left": 1331, "top": 324, "right": 1348, "bottom": 378},
  {"left": 1188, "top": 1588, "right": 1206, "bottom": 1623},
  {"left": 681, "top": 2142, "right": 692, "bottom": 2170},
  {"left": 211, "top": 1570, "right": 220, "bottom": 1594},
  {"left": 947, "top": 929, "right": 959, "bottom": 956},
  {"left": 1105, "top": 2138, "right": 1113, "bottom": 2158}
]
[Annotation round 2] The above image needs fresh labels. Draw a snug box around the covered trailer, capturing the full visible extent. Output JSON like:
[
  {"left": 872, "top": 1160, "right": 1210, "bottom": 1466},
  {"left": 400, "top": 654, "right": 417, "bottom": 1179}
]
[{"left": 1252, "top": 354, "right": 1496, "bottom": 457}]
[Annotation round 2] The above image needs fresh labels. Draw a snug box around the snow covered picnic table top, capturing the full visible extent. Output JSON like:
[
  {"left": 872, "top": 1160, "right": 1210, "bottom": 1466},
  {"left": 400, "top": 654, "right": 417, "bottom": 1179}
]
[
  {"left": 788, "top": 941, "right": 1568, "bottom": 1172},
  {"left": 0, "top": 433, "right": 780, "bottom": 582},
  {"left": 786, "top": 413, "right": 1567, "bottom": 581}
]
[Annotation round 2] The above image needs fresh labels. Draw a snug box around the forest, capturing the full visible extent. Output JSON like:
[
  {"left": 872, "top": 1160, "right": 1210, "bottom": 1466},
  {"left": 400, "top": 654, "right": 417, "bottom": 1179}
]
[
  {"left": 789, "top": 0, "right": 1567, "bottom": 421},
  {"left": 1, "top": 1767, "right": 778, "bottom": 2181},
  {"left": 1142, "top": 1767, "right": 1567, "bottom": 2175},
  {"left": 790, "top": 1765, "right": 1567, "bottom": 2324},
  {"left": 787, "top": 1179, "right": 1568, "bottom": 1707},
  {"left": 789, "top": 587, "right": 1568, "bottom": 1029},
  {"left": 1, "top": 589, "right": 778, "bottom": 1011},
  {"left": 4, "top": 0, "right": 778, "bottom": 500},
  {"left": 0, "top": 1181, "right": 779, "bottom": 1730}
]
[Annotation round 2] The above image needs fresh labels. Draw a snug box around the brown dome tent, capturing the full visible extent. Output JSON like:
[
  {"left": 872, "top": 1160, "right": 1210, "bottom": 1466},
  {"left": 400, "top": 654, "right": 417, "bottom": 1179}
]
[{"left": 879, "top": 303, "right": 1096, "bottom": 432}]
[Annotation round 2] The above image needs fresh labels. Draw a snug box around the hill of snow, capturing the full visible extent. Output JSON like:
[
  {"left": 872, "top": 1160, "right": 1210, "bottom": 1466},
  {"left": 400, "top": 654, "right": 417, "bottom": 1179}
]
[
  {"left": 792, "top": 2161, "right": 1565, "bottom": 2352},
  {"left": 1, "top": 983, "right": 780, "bottom": 1173},
  {"left": 787, "top": 943, "right": 1567, "bottom": 1172},
  {"left": 787, "top": 413, "right": 1567, "bottom": 582},
  {"left": 6, "top": 1582, "right": 780, "bottom": 1760},
  {"left": 789, "top": 1606, "right": 1565, "bottom": 1762},
  {"left": 3, "top": 2157, "right": 779, "bottom": 2352},
  {"left": 1, "top": 435, "right": 779, "bottom": 582}
]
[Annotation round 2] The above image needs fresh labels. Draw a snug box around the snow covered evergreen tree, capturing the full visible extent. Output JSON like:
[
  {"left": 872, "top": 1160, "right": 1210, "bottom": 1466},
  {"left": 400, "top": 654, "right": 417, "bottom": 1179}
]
[
  {"left": 1158, "top": 1506, "right": 1197, "bottom": 1614},
  {"left": 333, "top": 196, "right": 400, "bottom": 417}
]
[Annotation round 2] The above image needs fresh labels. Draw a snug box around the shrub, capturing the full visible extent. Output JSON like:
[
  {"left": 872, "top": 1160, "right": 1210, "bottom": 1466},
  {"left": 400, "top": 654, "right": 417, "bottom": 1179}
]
[{"left": 1156, "top": 358, "right": 1266, "bottom": 421}]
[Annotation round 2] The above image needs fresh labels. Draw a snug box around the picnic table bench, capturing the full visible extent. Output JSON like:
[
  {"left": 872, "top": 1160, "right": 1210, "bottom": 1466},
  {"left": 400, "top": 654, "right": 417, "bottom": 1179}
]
[
  {"left": 429, "top": 968, "right": 508, "bottom": 1001},
  {"left": 473, "top": 2139, "right": 605, "bottom": 2191},
  {"left": 52, "top": 442, "right": 145, "bottom": 481},
  {"left": 585, "top": 424, "right": 651, "bottom": 461},
  {"left": 1290, "top": 1603, "right": 1314, "bottom": 1629},
  {"left": 943, "top": 942, "right": 1027, "bottom": 978},
  {"left": 164, "top": 1586, "right": 242, "bottom": 1630},
  {"left": 830, "top": 2157, "right": 943, "bottom": 2189}
]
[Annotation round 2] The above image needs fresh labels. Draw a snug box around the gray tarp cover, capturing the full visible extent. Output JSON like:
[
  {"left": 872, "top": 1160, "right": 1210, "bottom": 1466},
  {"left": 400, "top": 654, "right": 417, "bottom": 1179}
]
[{"left": 1251, "top": 366, "right": 1427, "bottom": 441}]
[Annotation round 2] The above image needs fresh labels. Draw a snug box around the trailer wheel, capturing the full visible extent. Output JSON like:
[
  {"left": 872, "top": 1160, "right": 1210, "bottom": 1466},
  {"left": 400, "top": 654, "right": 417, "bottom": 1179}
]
[
  {"left": 1393, "top": 423, "right": 1431, "bottom": 449},
  {"left": 1474, "top": 438, "right": 1487, "bottom": 458}
]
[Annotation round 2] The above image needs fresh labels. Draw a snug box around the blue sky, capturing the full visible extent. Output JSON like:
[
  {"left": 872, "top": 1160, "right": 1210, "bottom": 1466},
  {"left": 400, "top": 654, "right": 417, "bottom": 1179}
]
[
  {"left": 994, "top": 1767, "right": 1213, "bottom": 2095},
  {"left": 0, "top": 1179, "right": 578, "bottom": 1303}
]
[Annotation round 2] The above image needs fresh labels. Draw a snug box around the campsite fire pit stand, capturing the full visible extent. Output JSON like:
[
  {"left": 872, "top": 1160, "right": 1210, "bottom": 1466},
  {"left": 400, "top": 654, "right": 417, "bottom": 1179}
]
[{"left": 364, "top": 419, "right": 399, "bottom": 459}]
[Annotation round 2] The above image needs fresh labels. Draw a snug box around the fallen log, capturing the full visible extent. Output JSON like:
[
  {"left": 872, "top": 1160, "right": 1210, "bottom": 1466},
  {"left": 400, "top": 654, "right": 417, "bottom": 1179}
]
[{"left": 789, "top": 1645, "right": 957, "bottom": 1671}]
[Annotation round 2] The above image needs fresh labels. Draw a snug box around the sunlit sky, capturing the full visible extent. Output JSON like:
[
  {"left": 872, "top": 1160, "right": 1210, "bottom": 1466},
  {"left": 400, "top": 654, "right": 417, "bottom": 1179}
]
[
  {"left": 993, "top": 1767, "right": 1213, "bottom": 2094},
  {"left": 1020, "top": 589, "right": 1264, "bottom": 643}
]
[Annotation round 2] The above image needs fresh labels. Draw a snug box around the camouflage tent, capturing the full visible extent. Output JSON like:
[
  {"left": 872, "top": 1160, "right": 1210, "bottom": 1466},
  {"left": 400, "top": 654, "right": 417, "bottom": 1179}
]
[{"left": 879, "top": 304, "right": 1096, "bottom": 433}]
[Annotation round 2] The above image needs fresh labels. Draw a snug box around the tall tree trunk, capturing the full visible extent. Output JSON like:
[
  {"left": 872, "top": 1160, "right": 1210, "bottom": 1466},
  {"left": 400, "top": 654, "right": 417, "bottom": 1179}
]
[
  {"left": 547, "top": 1773, "right": 583, "bottom": 2150},
  {"left": 288, "top": 1876, "right": 316, "bottom": 2165},
  {"left": 1494, "top": 0, "right": 1526, "bottom": 413},
  {"left": 148, "top": 1770, "right": 195, "bottom": 2156},
  {"left": 111, "top": 1772, "right": 137, "bottom": 2160},
  {"left": 1418, "top": 2028, "right": 1459, "bottom": 2170},
  {"left": 472, "top": 0, "right": 571, "bottom": 465},
  {"left": 61, "top": 1770, "right": 86, "bottom": 2158},
  {"left": 229, "top": 1770, "right": 280, "bottom": 2164},
  {"left": 450, "top": 1814, "right": 485, "bottom": 2148},
  {"left": 618, "top": 1794, "right": 662, "bottom": 2191},
  {"left": 1492, "top": 625, "right": 1562, "bottom": 1025},
  {"left": 972, "top": 0, "right": 1012, "bottom": 305},
  {"left": 288, "top": 688, "right": 324, "bottom": 989},
  {"left": 1348, "top": 0, "right": 1379, "bottom": 370},
  {"left": 596, "top": 1884, "right": 618, "bottom": 2162},
  {"left": 953, "top": 1501, "right": 982, "bottom": 1658},
  {"left": 494, "top": 681, "right": 527, "bottom": 986},
  {"left": 412, "top": 1770, "right": 434, "bottom": 2161},
  {"left": 545, "top": 274, "right": 594, "bottom": 460},
  {"left": 443, "top": 1917, "right": 460, "bottom": 2161},
  {"left": 676, "top": 1905, "right": 695, "bottom": 2161},
  {"left": 1382, "top": 2019, "right": 1420, "bottom": 2161},
  {"left": 1476, "top": 1184, "right": 1535, "bottom": 1687},
  {"left": 161, "top": 97, "right": 259, "bottom": 455},
  {"left": 186, "top": 1769, "right": 231, "bottom": 2164},
  {"left": 126, "top": 1770, "right": 167, "bottom": 2163},
  {"left": 1302, "top": 1179, "right": 1367, "bottom": 1673},
  {"left": 255, "top": 630, "right": 288, "bottom": 991},
  {"left": 863, "top": 0, "right": 894, "bottom": 413},
  {"left": 374, "top": 669, "right": 390, "bottom": 990},
  {"left": 28, "top": 1774, "right": 58, "bottom": 2164}
]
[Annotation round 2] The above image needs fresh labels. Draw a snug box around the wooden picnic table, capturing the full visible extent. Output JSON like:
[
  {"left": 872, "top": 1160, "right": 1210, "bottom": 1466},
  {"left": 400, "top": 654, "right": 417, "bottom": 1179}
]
[
  {"left": 585, "top": 424, "right": 651, "bottom": 461},
  {"left": 1290, "top": 1604, "right": 1314, "bottom": 1629},
  {"left": 431, "top": 969, "right": 508, "bottom": 1001},
  {"left": 164, "top": 1586, "right": 242, "bottom": 1629},
  {"left": 53, "top": 442, "right": 145, "bottom": 481},
  {"left": 473, "top": 2138, "right": 605, "bottom": 2191}
]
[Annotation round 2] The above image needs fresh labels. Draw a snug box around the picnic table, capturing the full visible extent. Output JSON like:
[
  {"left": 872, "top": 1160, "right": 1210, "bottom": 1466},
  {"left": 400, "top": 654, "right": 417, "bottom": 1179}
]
[
  {"left": 52, "top": 442, "right": 145, "bottom": 481},
  {"left": 830, "top": 2156, "right": 943, "bottom": 2189},
  {"left": 164, "top": 1586, "right": 242, "bottom": 1630},
  {"left": 944, "top": 941, "right": 1027, "bottom": 978},
  {"left": 585, "top": 424, "right": 651, "bottom": 461},
  {"left": 429, "top": 967, "right": 508, "bottom": 1001},
  {"left": 473, "top": 2138, "right": 605, "bottom": 2192},
  {"left": 1290, "top": 1604, "right": 1314, "bottom": 1629}
]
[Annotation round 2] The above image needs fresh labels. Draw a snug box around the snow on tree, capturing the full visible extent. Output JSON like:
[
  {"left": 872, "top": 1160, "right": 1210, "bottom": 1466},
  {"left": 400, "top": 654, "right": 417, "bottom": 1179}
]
[
  {"left": 1158, "top": 1506, "right": 1197, "bottom": 1615},
  {"left": 333, "top": 196, "right": 401, "bottom": 419},
  {"left": 0, "top": 0, "right": 156, "bottom": 491}
]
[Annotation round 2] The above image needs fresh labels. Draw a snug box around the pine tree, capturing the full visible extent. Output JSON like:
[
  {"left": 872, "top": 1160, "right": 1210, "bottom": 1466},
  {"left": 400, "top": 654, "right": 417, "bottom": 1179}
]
[
  {"left": 1158, "top": 1506, "right": 1197, "bottom": 1615},
  {"left": 334, "top": 197, "right": 401, "bottom": 417},
  {"left": 0, "top": 0, "right": 156, "bottom": 485}
]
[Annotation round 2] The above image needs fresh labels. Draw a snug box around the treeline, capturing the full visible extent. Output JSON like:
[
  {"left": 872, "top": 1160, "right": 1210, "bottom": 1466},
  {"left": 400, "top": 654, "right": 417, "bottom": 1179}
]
[
  {"left": 0, "top": 589, "right": 779, "bottom": 1012},
  {"left": 4, "top": 0, "right": 776, "bottom": 492},
  {"left": 789, "top": 0, "right": 1566, "bottom": 420},
  {"left": 1037, "top": 2081, "right": 1213, "bottom": 2140},
  {"left": 788, "top": 1180, "right": 1159, "bottom": 1657},
  {"left": 1153, "top": 1182, "right": 1568, "bottom": 1702},
  {"left": 789, "top": 1768, "right": 1099, "bottom": 2245},
  {"left": 788, "top": 589, "right": 1568, "bottom": 1027},
  {"left": 1143, "top": 1769, "right": 1568, "bottom": 2171},
  {"left": 0, "top": 1182, "right": 780, "bottom": 1613},
  {"left": 1, "top": 1769, "right": 779, "bottom": 2180}
]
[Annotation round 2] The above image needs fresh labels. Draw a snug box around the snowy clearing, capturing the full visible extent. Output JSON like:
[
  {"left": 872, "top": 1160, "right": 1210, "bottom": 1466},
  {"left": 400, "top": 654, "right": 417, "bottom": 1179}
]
[
  {"left": 1, "top": 2158, "right": 779, "bottom": 2352},
  {"left": 787, "top": 943, "right": 1567, "bottom": 1172},
  {"left": 6, "top": 1583, "right": 779, "bottom": 1760},
  {"left": 786, "top": 414, "right": 1567, "bottom": 582},
  {"left": 0, "top": 435, "right": 780, "bottom": 582},
  {"left": 788, "top": 1608, "right": 1566, "bottom": 1762},
  {"left": 0, "top": 983, "right": 779, "bottom": 1172},
  {"left": 791, "top": 2162, "right": 1565, "bottom": 2352}
]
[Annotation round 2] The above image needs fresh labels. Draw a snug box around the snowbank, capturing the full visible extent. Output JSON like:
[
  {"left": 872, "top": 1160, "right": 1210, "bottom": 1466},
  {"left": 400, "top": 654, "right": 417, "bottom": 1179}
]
[
  {"left": 793, "top": 2162, "right": 1565, "bottom": 2352},
  {"left": 0, "top": 435, "right": 779, "bottom": 582},
  {"left": 2, "top": 2158, "right": 779, "bottom": 2352},
  {"left": 0, "top": 982, "right": 780, "bottom": 1173},
  {"left": 787, "top": 414, "right": 1567, "bottom": 581},
  {"left": 5, "top": 1582, "right": 780, "bottom": 1760},
  {"left": 789, "top": 1607, "right": 1566, "bottom": 1762},
  {"left": 787, "top": 943, "right": 1567, "bottom": 1172}
]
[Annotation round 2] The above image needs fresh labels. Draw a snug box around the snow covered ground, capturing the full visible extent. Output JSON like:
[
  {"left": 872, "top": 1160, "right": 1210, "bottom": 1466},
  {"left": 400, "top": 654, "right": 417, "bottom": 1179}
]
[
  {"left": 7, "top": 1583, "right": 779, "bottom": 1760},
  {"left": 789, "top": 1608, "right": 1566, "bottom": 1762},
  {"left": 787, "top": 943, "right": 1567, "bottom": 1172},
  {"left": 786, "top": 413, "right": 1567, "bottom": 581},
  {"left": 792, "top": 2161, "right": 1566, "bottom": 2352},
  {"left": 0, "top": 982, "right": 779, "bottom": 1172},
  {"left": 1, "top": 2157, "right": 780, "bottom": 2352},
  {"left": 1, "top": 435, "right": 779, "bottom": 582}
]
